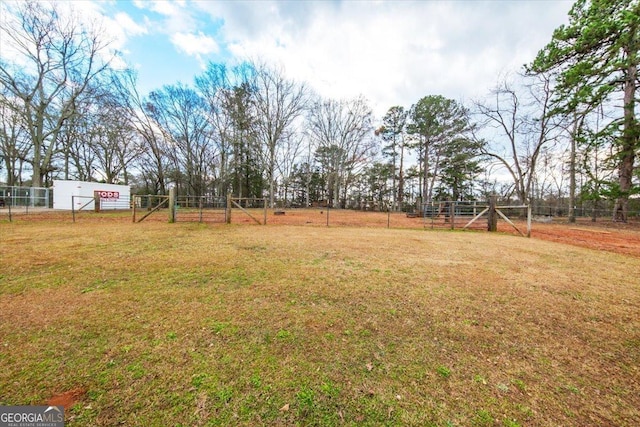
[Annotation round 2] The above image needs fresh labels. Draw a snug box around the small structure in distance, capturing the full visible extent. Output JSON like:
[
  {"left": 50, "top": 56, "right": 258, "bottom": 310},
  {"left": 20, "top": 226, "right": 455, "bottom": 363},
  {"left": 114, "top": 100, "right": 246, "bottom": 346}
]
[{"left": 53, "top": 180, "right": 130, "bottom": 211}]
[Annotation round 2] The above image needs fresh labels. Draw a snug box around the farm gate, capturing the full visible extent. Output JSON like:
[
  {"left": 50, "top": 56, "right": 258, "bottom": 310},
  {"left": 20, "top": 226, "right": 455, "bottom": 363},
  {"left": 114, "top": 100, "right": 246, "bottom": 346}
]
[
  {"left": 133, "top": 191, "right": 227, "bottom": 223},
  {"left": 174, "top": 195, "right": 226, "bottom": 223},
  {"left": 420, "top": 198, "right": 531, "bottom": 236},
  {"left": 225, "top": 196, "right": 268, "bottom": 225},
  {"left": 132, "top": 194, "right": 171, "bottom": 223}
]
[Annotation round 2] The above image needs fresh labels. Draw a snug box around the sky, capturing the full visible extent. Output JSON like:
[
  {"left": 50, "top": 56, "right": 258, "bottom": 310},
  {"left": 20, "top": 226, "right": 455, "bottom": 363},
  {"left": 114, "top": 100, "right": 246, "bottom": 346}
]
[{"left": 10, "top": 0, "right": 575, "bottom": 117}]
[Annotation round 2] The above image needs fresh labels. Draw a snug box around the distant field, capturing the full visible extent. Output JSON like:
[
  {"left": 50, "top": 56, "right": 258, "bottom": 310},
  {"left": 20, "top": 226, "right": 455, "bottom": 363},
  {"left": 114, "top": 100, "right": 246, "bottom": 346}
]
[{"left": 1, "top": 220, "right": 639, "bottom": 426}]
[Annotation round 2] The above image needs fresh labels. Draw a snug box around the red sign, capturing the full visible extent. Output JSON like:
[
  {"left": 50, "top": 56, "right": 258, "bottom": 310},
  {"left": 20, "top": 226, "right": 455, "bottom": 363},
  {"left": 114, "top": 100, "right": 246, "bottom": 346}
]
[{"left": 96, "top": 191, "right": 119, "bottom": 200}]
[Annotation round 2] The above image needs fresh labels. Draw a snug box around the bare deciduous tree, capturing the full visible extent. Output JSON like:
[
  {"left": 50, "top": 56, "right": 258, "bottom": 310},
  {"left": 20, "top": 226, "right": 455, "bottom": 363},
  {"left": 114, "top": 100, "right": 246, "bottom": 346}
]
[
  {"left": 146, "top": 84, "right": 214, "bottom": 197},
  {"left": 474, "top": 73, "right": 563, "bottom": 205},
  {"left": 252, "top": 63, "right": 308, "bottom": 207},
  {"left": 307, "top": 96, "right": 375, "bottom": 208},
  {"left": 110, "top": 70, "right": 173, "bottom": 194},
  {"left": 0, "top": 87, "right": 30, "bottom": 186},
  {"left": 0, "top": 0, "right": 115, "bottom": 186}
]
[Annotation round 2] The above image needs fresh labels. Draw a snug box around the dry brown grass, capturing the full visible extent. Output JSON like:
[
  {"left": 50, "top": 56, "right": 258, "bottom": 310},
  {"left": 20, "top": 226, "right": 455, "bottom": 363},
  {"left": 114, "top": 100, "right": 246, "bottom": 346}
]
[{"left": 0, "top": 219, "right": 639, "bottom": 426}]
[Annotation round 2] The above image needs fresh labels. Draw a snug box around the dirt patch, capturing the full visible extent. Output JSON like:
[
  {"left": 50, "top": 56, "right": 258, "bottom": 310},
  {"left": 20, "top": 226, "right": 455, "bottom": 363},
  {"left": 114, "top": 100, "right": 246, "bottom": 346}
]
[
  {"left": 268, "top": 210, "right": 640, "bottom": 257},
  {"left": 530, "top": 219, "right": 640, "bottom": 258},
  {"left": 46, "top": 388, "right": 86, "bottom": 410}
]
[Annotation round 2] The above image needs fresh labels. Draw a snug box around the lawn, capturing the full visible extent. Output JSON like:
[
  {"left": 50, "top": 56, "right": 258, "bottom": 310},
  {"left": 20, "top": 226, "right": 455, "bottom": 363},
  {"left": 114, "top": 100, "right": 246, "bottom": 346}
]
[{"left": 0, "top": 220, "right": 639, "bottom": 426}]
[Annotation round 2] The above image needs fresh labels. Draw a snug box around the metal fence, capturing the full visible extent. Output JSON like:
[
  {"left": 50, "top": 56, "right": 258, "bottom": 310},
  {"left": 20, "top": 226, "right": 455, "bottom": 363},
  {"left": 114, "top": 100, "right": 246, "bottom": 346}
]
[
  {"left": 0, "top": 186, "right": 50, "bottom": 208},
  {"left": 3, "top": 188, "right": 638, "bottom": 229},
  {"left": 0, "top": 186, "right": 51, "bottom": 221}
]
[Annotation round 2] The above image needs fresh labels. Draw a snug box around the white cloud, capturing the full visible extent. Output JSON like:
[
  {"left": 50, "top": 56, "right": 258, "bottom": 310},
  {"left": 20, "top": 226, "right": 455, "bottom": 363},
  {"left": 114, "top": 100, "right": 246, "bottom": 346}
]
[
  {"left": 144, "top": 0, "right": 184, "bottom": 17},
  {"left": 6, "top": 0, "right": 574, "bottom": 115},
  {"left": 170, "top": 31, "right": 219, "bottom": 60},
  {"left": 113, "top": 12, "right": 148, "bottom": 37},
  {"left": 196, "top": 0, "right": 572, "bottom": 116},
  {"left": 133, "top": 0, "right": 198, "bottom": 34}
]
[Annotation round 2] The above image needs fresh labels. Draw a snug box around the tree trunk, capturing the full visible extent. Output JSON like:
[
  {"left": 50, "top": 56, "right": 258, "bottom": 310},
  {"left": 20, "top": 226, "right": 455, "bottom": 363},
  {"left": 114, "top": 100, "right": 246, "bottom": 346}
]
[
  {"left": 568, "top": 118, "right": 578, "bottom": 223},
  {"left": 333, "top": 172, "right": 340, "bottom": 208},
  {"left": 269, "top": 144, "right": 276, "bottom": 208},
  {"left": 613, "top": 59, "right": 638, "bottom": 222},
  {"left": 422, "top": 139, "right": 429, "bottom": 203},
  {"left": 398, "top": 144, "right": 405, "bottom": 211}
]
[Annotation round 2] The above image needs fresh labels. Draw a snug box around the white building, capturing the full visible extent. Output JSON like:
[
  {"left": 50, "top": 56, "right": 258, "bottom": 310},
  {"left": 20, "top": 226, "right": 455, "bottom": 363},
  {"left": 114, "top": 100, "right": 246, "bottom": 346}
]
[{"left": 53, "top": 180, "right": 130, "bottom": 210}]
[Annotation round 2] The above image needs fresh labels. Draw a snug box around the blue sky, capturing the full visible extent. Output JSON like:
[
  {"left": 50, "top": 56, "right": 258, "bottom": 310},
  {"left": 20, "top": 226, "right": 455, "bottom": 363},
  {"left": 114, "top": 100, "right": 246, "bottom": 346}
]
[
  {"left": 98, "top": 1, "right": 230, "bottom": 92},
  {"left": 24, "top": 0, "right": 576, "bottom": 116}
]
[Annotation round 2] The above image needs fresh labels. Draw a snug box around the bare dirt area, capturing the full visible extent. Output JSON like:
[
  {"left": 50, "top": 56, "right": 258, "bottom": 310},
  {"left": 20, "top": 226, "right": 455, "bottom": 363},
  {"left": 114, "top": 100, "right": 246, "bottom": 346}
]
[
  {"left": 268, "top": 209, "right": 640, "bottom": 258},
  {"left": 528, "top": 218, "right": 640, "bottom": 258},
  {"left": 46, "top": 388, "right": 87, "bottom": 411}
]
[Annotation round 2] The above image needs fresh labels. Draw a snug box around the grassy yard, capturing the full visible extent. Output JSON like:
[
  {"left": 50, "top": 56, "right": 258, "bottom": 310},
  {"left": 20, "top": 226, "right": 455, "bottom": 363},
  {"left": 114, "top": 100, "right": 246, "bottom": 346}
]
[{"left": 0, "top": 220, "right": 639, "bottom": 426}]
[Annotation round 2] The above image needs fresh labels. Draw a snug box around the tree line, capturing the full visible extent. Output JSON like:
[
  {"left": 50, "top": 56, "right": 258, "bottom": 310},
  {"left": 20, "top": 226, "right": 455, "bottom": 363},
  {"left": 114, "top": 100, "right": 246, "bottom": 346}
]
[{"left": 1, "top": 0, "right": 638, "bottom": 220}]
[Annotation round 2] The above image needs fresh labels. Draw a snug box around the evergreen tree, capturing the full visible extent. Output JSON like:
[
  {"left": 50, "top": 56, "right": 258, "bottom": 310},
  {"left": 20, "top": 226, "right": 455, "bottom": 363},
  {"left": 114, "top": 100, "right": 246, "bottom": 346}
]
[
  {"left": 376, "top": 106, "right": 408, "bottom": 210},
  {"left": 408, "top": 95, "right": 475, "bottom": 203},
  {"left": 530, "top": 0, "right": 640, "bottom": 221}
]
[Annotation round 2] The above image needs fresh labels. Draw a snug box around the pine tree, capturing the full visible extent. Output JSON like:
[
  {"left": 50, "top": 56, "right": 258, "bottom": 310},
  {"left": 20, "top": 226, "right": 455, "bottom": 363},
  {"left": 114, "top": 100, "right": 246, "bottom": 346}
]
[{"left": 530, "top": 0, "right": 640, "bottom": 221}]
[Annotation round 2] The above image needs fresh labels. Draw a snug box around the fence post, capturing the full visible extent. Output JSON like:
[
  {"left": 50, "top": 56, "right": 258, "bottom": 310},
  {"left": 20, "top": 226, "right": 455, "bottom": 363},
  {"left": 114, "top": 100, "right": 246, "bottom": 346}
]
[
  {"left": 488, "top": 195, "right": 498, "bottom": 232},
  {"left": 226, "top": 194, "right": 232, "bottom": 224},
  {"left": 527, "top": 205, "right": 532, "bottom": 237},
  {"left": 168, "top": 187, "right": 176, "bottom": 223},
  {"left": 263, "top": 197, "right": 267, "bottom": 225},
  {"left": 450, "top": 201, "right": 455, "bottom": 230},
  {"left": 132, "top": 194, "right": 137, "bottom": 223},
  {"left": 326, "top": 203, "right": 330, "bottom": 227},
  {"left": 94, "top": 192, "right": 101, "bottom": 213},
  {"left": 7, "top": 192, "right": 12, "bottom": 222}
]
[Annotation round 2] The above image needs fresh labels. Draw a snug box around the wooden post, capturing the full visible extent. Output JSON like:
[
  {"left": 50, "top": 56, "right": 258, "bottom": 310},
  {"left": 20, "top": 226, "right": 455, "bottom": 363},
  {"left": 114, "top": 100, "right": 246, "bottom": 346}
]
[
  {"left": 94, "top": 192, "right": 101, "bottom": 213},
  {"left": 132, "top": 194, "right": 136, "bottom": 223},
  {"left": 226, "top": 194, "right": 232, "bottom": 224},
  {"left": 488, "top": 195, "right": 498, "bottom": 232},
  {"left": 450, "top": 201, "right": 455, "bottom": 230},
  {"left": 430, "top": 201, "right": 434, "bottom": 229},
  {"left": 168, "top": 187, "right": 176, "bottom": 223},
  {"left": 263, "top": 197, "right": 267, "bottom": 225},
  {"left": 526, "top": 205, "right": 532, "bottom": 237},
  {"left": 326, "top": 202, "right": 330, "bottom": 227}
]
